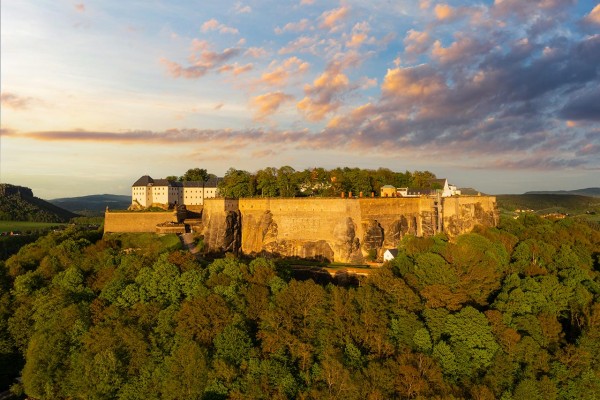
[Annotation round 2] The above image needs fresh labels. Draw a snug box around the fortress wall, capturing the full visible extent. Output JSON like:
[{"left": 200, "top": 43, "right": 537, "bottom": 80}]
[
  {"left": 197, "top": 195, "right": 499, "bottom": 263},
  {"left": 442, "top": 196, "right": 498, "bottom": 236},
  {"left": 237, "top": 198, "right": 363, "bottom": 261},
  {"left": 357, "top": 197, "right": 433, "bottom": 251},
  {"left": 104, "top": 212, "right": 176, "bottom": 233}
]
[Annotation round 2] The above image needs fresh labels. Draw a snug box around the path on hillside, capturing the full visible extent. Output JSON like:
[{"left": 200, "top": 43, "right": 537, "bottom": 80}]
[{"left": 178, "top": 233, "right": 201, "bottom": 258}]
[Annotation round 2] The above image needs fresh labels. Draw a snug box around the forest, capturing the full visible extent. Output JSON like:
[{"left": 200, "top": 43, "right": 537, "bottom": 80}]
[{"left": 1, "top": 214, "right": 599, "bottom": 399}]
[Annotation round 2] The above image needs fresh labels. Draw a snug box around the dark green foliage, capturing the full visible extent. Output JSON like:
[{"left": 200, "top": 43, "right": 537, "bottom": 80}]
[
  {"left": 217, "top": 166, "right": 438, "bottom": 198},
  {"left": 0, "top": 184, "right": 77, "bottom": 222},
  {"left": 0, "top": 216, "right": 599, "bottom": 399}
]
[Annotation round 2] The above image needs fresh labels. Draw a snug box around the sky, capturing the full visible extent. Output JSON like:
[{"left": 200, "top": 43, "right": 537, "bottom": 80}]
[{"left": 1, "top": 0, "right": 599, "bottom": 199}]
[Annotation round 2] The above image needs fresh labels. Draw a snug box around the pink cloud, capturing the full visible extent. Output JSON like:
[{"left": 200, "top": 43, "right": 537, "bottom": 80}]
[
  {"left": 1, "top": 92, "right": 35, "bottom": 110},
  {"left": 74, "top": 3, "right": 85, "bottom": 12},
  {"left": 201, "top": 18, "right": 239, "bottom": 35},
  {"left": 319, "top": 6, "right": 350, "bottom": 32},
  {"left": 403, "top": 29, "right": 432, "bottom": 54},
  {"left": 583, "top": 4, "right": 600, "bottom": 25},
  {"left": 244, "top": 47, "right": 268, "bottom": 58},
  {"left": 381, "top": 66, "right": 446, "bottom": 99},
  {"left": 161, "top": 39, "right": 244, "bottom": 80},
  {"left": 250, "top": 91, "right": 295, "bottom": 120},
  {"left": 259, "top": 57, "right": 310, "bottom": 87},
  {"left": 275, "top": 19, "right": 311, "bottom": 34},
  {"left": 431, "top": 35, "right": 490, "bottom": 64},
  {"left": 297, "top": 68, "right": 349, "bottom": 121},
  {"left": 345, "top": 22, "right": 375, "bottom": 48},
  {"left": 278, "top": 36, "right": 320, "bottom": 55},
  {"left": 434, "top": 4, "right": 455, "bottom": 21}
]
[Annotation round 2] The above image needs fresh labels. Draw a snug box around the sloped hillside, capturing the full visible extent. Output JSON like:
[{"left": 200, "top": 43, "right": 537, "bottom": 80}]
[
  {"left": 525, "top": 187, "right": 600, "bottom": 197},
  {"left": 496, "top": 193, "right": 600, "bottom": 213},
  {"left": 49, "top": 194, "right": 131, "bottom": 216},
  {"left": 0, "top": 184, "right": 77, "bottom": 222}
]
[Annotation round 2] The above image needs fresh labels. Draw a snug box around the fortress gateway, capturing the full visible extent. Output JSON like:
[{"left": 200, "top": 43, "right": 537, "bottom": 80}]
[{"left": 106, "top": 177, "right": 499, "bottom": 263}]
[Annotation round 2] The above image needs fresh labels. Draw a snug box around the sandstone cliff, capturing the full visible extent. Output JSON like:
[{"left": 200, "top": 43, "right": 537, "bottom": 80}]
[{"left": 200, "top": 196, "right": 498, "bottom": 263}]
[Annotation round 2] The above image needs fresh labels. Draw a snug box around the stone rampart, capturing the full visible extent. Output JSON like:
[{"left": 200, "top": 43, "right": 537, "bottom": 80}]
[
  {"left": 104, "top": 211, "right": 177, "bottom": 233},
  {"left": 201, "top": 196, "right": 498, "bottom": 263}
]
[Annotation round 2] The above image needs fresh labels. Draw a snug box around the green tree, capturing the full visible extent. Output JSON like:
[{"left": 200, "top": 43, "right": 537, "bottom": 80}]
[
  {"left": 180, "top": 168, "right": 209, "bottom": 182},
  {"left": 218, "top": 168, "right": 255, "bottom": 198}
]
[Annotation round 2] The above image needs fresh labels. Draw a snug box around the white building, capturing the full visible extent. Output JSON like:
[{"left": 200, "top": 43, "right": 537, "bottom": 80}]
[
  {"left": 383, "top": 249, "right": 399, "bottom": 262},
  {"left": 131, "top": 175, "right": 220, "bottom": 208},
  {"left": 394, "top": 179, "right": 462, "bottom": 198}
]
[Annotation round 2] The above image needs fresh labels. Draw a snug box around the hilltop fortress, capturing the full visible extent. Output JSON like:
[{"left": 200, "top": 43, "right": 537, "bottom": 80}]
[{"left": 105, "top": 176, "right": 499, "bottom": 263}]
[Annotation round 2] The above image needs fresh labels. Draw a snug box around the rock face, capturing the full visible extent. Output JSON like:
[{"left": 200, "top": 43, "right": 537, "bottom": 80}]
[{"left": 201, "top": 196, "right": 498, "bottom": 263}]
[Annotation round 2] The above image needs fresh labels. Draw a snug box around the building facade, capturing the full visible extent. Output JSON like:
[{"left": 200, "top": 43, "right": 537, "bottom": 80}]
[
  {"left": 379, "top": 178, "right": 462, "bottom": 198},
  {"left": 131, "top": 175, "right": 220, "bottom": 208}
]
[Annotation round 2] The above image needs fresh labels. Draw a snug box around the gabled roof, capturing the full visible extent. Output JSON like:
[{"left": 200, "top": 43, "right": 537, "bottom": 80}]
[
  {"left": 132, "top": 175, "right": 154, "bottom": 187},
  {"left": 384, "top": 248, "right": 399, "bottom": 257},
  {"left": 381, "top": 185, "right": 395, "bottom": 188},
  {"left": 132, "top": 175, "right": 221, "bottom": 188}
]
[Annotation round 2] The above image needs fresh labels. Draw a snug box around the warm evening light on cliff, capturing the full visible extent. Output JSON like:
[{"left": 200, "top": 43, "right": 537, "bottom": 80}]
[{"left": 1, "top": 1, "right": 599, "bottom": 198}]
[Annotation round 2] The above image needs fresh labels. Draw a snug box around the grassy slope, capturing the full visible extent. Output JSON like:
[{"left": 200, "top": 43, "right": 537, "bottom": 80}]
[{"left": 0, "top": 221, "right": 67, "bottom": 233}]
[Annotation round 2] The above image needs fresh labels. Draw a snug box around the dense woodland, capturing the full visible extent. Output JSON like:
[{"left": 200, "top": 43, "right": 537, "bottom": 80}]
[
  {"left": 175, "top": 167, "right": 440, "bottom": 198},
  {"left": 1, "top": 215, "right": 600, "bottom": 399}
]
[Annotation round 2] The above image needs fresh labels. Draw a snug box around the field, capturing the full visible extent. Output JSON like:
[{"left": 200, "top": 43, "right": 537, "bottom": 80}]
[{"left": 0, "top": 221, "right": 66, "bottom": 233}]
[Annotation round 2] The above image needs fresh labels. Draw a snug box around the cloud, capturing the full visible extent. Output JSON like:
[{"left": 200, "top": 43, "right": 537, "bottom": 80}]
[
  {"left": 1, "top": 92, "right": 36, "bottom": 110},
  {"left": 559, "top": 87, "right": 600, "bottom": 121},
  {"left": 250, "top": 91, "right": 295, "bottom": 120},
  {"left": 217, "top": 62, "right": 253, "bottom": 75},
  {"left": 381, "top": 65, "right": 446, "bottom": 99},
  {"left": 244, "top": 47, "right": 268, "bottom": 58},
  {"left": 583, "top": 4, "right": 600, "bottom": 25},
  {"left": 259, "top": 57, "right": 310, "bottom": 87},
  {"left": 431, "top": 35, "right": 492, "bottom": 64},
  {"left": 278, "top": 36, "right": 320, "bottom": 55},
  {"left": 419, "top": 0, "right": 431, "bottom": 10},
  {"left": 319, "top": 6, "right": 350, "bottom": 32},
  {"left": 74, "top": 3, "right": 85, "bottom": 12},
  {"left": 345, "top": 22, "right": 376, "bottom": 48},
  {"left": 201, "top": 19, "right": 239, "bottom": 35},
  {"left": 275, "top": 19, "right": 311, "bottom": 34},
  {"left": 300, "top": 0, "right": 315, "bottom": 5},
  {"left": 295, "top": 51, "right": 368, "bottom": 122},
  {"left": 0, "top": 127, "right": 18, "bottom": 137},
  {"left": 492, "top": 0, "right": 576, "bottom": 19},
  {"left": 403, "top": 30, "right": 431, "bottom": 54},
  {"left": 434, "top": 4, "right": 455, "bottom": 20},
  {"left": 161, "top": 41, "right": 243, "bottom": 79},
  {"left": 233, "top": 2, "right": 251, "bottom": 14}
]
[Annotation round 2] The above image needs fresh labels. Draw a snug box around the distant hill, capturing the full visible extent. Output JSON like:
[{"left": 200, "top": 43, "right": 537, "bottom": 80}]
[
  {"left": 49, "top": 194, "right": 131, "bottom": 216},
  {"left": 0, "top": 184, "right": 78, "bottom": 222},
  {"left": 524, "top": 187, "right": 600, "bottom": 197},
  {"left": 496, "top": 193, "right": 600, "bottom": 213}
]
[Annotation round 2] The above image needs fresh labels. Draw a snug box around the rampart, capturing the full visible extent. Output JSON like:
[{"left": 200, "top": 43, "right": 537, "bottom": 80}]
[
  {"left": 104, "top": 211, "right": 177, "bottom": 233},
  {"left": 201, "top": 196, "right": 498, "bottom": 263}
]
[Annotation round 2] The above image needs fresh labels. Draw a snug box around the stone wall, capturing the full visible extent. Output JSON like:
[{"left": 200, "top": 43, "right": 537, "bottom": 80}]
[
  {"left": 104, "top": 211, "right": 177, "bottom": 233},
  {"left": 201, "top": 196, "right": 498, "bottom": 263}
]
